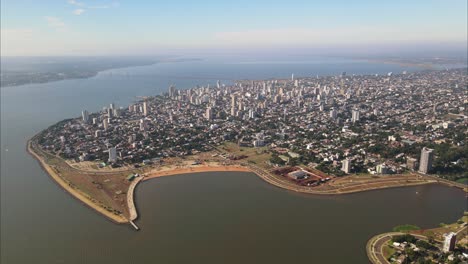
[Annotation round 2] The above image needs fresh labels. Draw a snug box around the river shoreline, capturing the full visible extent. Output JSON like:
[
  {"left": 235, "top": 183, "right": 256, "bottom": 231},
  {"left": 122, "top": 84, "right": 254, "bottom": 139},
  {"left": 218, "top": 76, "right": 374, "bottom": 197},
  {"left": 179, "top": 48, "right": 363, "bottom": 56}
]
[
  {"left": 27, "top": 135, "right": 467, "bottom": 226},
  {"left": 27, "top": 139, "right": 128, "bottom": 224}
]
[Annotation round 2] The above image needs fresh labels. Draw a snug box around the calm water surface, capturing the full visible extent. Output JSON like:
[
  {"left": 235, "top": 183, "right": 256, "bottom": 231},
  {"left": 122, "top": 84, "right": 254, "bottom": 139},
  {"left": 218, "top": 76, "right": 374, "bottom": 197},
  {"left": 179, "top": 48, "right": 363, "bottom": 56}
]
[{"left": 1, "top": 57, "right": 466, "bottom": 264}]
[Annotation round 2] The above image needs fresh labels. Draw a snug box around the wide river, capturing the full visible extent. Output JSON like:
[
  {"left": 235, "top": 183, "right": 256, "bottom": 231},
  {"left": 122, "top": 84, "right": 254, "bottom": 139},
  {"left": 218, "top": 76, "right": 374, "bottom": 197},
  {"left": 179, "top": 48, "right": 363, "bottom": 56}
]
[{"left": 1, "top": 56, "right": 466, "bottom": 264}]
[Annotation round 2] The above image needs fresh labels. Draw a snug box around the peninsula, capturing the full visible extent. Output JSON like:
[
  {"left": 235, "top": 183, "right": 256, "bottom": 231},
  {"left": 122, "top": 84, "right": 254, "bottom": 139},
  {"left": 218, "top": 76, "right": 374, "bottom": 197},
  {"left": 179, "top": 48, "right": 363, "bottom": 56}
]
[
  {"left": 367, "top": 213, "right": 468, "bottom": 263},
  {"left": 28, "top": 68, "right": 468, "bottom": 226}
]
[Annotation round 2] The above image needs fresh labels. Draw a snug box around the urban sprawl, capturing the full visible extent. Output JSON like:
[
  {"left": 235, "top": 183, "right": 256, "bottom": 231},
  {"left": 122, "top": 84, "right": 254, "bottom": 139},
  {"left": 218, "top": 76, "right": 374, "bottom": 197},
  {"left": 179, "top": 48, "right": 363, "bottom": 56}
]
[{"left": 37, "top": 68, "right": 467, "bottom": 184}]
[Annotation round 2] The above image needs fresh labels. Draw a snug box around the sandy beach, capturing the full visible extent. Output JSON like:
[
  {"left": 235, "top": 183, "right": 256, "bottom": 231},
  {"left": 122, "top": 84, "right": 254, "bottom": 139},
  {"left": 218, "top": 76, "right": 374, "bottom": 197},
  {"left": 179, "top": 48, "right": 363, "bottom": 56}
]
[{"left": 27, "top": 140, "right": 128, "bottom": 224}]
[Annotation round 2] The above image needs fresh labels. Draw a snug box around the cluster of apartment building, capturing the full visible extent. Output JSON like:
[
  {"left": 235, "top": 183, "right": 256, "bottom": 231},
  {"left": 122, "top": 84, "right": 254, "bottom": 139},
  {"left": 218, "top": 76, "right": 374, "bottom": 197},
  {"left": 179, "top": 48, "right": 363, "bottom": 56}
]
[{"left": 37, "top": 68, "right": 466, "bottom": 175}]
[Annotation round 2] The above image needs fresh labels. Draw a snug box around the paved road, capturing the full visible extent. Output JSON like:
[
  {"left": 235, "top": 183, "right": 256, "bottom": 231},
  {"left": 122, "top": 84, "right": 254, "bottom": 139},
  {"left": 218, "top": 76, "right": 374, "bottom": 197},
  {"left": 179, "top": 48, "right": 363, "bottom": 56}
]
[{"left": 367, "top": 232, "right": 428, "bottom": 264}]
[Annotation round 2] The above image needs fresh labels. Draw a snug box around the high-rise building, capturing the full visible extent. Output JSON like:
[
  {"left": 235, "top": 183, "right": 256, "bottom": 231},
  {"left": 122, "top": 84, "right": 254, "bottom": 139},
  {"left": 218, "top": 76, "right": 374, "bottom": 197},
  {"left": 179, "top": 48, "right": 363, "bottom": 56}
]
[
  {"left": 231, "top": 94, "right": 236, "bottom": 108},
  {"left": 103, "top": 118, "right": 109, "bottom": 130},
  {"left": 248, "top": 109, "right": 255, "bottom": 119},
  {"left": 330, "top": 109, "right": 337, "bottom": 119},
  {"left": 443, "top": 233, "right": 456, "bottom": 252},
  {"left": 352, "top": 109, "right": 360, "bottom": 122},
  {"left": 230, "top": 107, "right": 236, "bottom": 116},
  {"left": 113, "top": 108, "right": 121, "bottom": 117},
  {"left": 341, "top": 158, "right": 351, "bottom": 173},
  {"left": 108, "top": 147, "right": 117, "bottom": 163},
  {"left": 140, "top": 119, "right": 148, "bottom": 131},
  {"left": 418, "top": 147, "right": 434, "bottom": 174},
  {"left": 291, "top": 73, "right": 294, "bottom": 81},
  {"left": 169, "top": 85, "right": 177, "bottom": 97},
  {"left": 143, "top": 101, "right": 148, "bottom": 116},
  {"left": 205, "top": 107, "right": 213, "bottom": 120},
  {"left": 82, "top": 110, "right": 89, "bottom": 123}
]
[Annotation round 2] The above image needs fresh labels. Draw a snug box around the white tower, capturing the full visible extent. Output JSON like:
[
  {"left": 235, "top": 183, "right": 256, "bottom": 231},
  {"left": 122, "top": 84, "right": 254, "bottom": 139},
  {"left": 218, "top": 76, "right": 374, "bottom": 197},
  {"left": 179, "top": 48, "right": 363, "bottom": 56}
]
[
  {"left": 341, "top": 159, "right": 351, "bottom": 173},
  {"left": 418, "top": 147, "right": 434, "bottom": 174},
  {"left": 82, "top": 110, "right": 89, "bottom": 123},
  {"left": 352, "top": 110, "right": 360, "bottom": 122},
  {"left": 108, "top": 147, "right": 117, "bottom": 163},
  {"left": 143, "top": 101, "right": 148, "bottom": 116},
  {"left": 205, "top": 107, "right": 213, "bottom": 120},
  {"left": 443, "top": 232, "right": 456, "bottom": 252}
]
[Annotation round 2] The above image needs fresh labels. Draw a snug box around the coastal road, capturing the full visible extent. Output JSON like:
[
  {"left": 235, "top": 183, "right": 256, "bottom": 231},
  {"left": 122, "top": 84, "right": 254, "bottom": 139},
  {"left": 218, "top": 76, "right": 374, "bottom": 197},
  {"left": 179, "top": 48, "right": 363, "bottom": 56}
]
[
  {"left": 367, "top": 233, "right": 398, "bottom": 264},
  {"left": 367, "top": 232, "right": 429, "bottom": 264}
]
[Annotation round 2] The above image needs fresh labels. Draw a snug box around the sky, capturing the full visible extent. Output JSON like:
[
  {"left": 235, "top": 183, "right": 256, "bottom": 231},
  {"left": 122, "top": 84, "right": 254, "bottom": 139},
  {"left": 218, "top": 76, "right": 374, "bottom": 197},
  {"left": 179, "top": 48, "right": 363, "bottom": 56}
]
[{"left": 1, "top": 0, "right": 467, "bottom": 56}]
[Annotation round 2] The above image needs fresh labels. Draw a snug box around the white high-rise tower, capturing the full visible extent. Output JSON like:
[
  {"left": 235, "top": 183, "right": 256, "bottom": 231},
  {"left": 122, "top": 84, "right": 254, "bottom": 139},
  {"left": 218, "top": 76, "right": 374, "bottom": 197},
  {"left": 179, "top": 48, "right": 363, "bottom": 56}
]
[{"left": 418, "top": 147, "right": 434, "bottom": 174}]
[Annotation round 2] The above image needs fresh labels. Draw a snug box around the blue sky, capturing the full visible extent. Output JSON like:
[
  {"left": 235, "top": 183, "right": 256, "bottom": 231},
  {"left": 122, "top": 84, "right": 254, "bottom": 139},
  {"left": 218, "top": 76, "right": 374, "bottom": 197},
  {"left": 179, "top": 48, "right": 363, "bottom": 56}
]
[{"left": 1, "top": 0, "right": 467, "bottom": 56}]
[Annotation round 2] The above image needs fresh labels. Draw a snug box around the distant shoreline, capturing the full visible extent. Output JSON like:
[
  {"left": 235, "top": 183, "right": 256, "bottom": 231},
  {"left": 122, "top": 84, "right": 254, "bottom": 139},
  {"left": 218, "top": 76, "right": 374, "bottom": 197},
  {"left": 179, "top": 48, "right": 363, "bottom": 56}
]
[
  {"left": 0, "top": 57, "right": 203, "bottom": 88},
  {"left": 1, "top": 61, "right": 158, "bottom": 88}
]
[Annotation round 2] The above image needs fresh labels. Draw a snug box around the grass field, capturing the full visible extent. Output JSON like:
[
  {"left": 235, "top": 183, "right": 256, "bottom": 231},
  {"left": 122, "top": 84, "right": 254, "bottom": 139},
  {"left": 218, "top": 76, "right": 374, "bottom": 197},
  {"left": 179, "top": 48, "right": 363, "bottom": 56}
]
[
  {"left": 393, "top": 224, "right": 420, "bottom": 232},
  {"left": 220, "top": 142, "right": 272, "bottom": 168}
]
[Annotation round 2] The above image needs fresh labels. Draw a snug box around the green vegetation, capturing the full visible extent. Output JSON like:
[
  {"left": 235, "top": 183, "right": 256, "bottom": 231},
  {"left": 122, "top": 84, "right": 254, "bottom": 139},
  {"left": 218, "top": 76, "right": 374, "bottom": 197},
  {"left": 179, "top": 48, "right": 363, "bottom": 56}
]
[
  {"left": 456, "top": 177, "right": 468, "bottom": 184},
  {"left": 392, "top": 224, "right": 420, "bottom": 232},
  {"left": 392, "top": 234, "right": 417, "bottom": 244},
  {"left": 415, "top": 240, "right": 436, "bottom": 250}
]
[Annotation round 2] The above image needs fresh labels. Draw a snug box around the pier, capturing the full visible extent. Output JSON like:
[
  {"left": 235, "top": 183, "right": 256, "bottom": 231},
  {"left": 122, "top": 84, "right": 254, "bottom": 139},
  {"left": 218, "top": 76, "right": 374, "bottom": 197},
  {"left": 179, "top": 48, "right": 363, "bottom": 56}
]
[{"left": 129, "top": 220, "right": 140, "bottom": 231}]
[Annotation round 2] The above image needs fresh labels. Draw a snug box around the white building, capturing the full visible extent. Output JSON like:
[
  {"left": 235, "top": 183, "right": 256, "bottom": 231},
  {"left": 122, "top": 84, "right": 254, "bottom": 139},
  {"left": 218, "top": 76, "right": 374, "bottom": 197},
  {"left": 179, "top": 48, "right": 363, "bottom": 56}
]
[
  {"left": 352, "top": 109, "right": 360, "bottom": 122},
  {"left": 330, "top": 109, "right": 337, "bottom": 119},
  {"left": 248, "top": 109, "right": 255, "bottom": 119},
  {"left": 376, "top": 164, "right": 391, "bottom": 174},
  {"left": 169, "top": 85, "right": 177, "bottom": 97},
  {"left": 143, "top": 101, "right": 148, "bottom": 116},
  {"left": 103, "top": 119, "right": 109, "bottom": 130},
  {"left": 231, "top": 94, "right": 236, "bottom": 108},
  {"left": 231, "top": 107, "right": 236, "bottom": 116},
  {"left": 443, "top": 232, "right": 456, "bottom": 252},
  {"left": 139, "top": 119, "right": 148, "bottom": 131},
  {"left": 108, "top": 147, "right": 117, "bottom": 163},
  {"left": 253, "top": 139, "right": 265, "bottom": 147},
  {"left": 205, "top": 107, "right": 213, "bottom": 120},
  {"left": 418, "top": 147, "right": 434, "bottom": 174},
  {"left": 82, "top": 110, "right": 89, "bottom": 123},
  {"left": 341, "top": 158, "right": 351, "bottom": 173}
]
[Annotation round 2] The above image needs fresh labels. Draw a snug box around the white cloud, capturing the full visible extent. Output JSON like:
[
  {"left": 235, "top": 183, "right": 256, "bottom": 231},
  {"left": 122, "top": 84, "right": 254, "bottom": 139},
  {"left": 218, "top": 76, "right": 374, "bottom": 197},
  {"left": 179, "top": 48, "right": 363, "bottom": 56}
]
[
  {"left": 88, "top": 5, "right": 110, "bottom": 9},
  {"left": 68, "top": 0, "right": 84, "bottom": 6},
  {"left": 44, "top": 16, "right": 67, "bottom": 31},
  {"left": 73, "top": 9, "right": 85, "bottom": 15}
]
